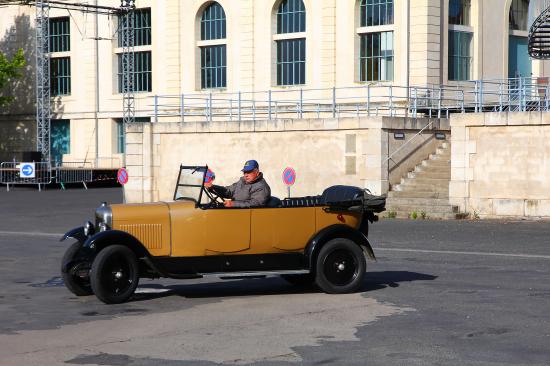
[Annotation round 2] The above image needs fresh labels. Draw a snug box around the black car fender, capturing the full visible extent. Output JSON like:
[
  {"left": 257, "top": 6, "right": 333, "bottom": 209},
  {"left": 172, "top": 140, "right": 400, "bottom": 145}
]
[
  {"left": 304, "top": 224, "right": 376, "bottom": 270},
  {"left": 60, "top": 226, "right": 87, "bottom": 244},
  {"left": 82, "top": 230, "right": 150, "bottom": 259}
]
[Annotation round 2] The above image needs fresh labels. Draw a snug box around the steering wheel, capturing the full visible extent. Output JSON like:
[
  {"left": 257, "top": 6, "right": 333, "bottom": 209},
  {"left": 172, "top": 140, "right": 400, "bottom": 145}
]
[{"left": 203, "top": 187, "right": 225, "bottom": 207}]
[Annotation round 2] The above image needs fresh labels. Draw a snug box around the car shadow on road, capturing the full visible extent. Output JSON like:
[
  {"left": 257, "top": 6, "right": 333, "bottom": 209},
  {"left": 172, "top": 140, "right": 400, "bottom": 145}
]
[
  {"left": 360, "top": 271, "right": 438, "bottom": 292},
  {"left": 129, "top": 271, "right": 437, "bottom": 302}
]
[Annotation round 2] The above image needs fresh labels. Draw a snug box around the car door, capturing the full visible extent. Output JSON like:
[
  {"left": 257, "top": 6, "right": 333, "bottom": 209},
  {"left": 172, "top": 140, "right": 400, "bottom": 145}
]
[
  {"left": 250, "top": 207, "right": 316, "bottom": 253},
  {"left": 169, "top": 201, "right": 251, "bottom": 257}
]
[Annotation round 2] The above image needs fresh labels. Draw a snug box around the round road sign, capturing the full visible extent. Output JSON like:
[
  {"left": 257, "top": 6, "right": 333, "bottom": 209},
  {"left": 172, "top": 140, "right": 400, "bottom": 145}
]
[
  {"left": 282, "top": 167, "right": 296, "bottom": 186},
  {"left": 117, "top": 168, "right": 129, "bottom": 185}
]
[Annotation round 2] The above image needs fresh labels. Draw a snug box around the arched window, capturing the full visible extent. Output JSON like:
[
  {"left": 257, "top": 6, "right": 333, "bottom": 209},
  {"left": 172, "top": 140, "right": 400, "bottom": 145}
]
[
  {"left": 358, "top": 0, "right": 394, "bottom": 82},
  {"left": 449, "top": 0, "right": 470, "bottom": 25},
  {"left": 360, "top": 0, "right": 393, "bottom": 27},
  {"left": 448, "top": 0, "right": 473, "bottom": 81},
  {"left": 199, "top": 2, "right": 226, "bottom": 89},
  {"left": 509, "top": 0, "right": 529, "bottom": 31},
  {"left": 275, "top": 0, "right": 306, "bottom": 86}
]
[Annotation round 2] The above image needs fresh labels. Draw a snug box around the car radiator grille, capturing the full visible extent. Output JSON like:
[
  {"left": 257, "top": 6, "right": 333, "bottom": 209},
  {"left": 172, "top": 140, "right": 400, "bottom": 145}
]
[{"left": 119, "top": 224, "right": 162, "bottom": 249}]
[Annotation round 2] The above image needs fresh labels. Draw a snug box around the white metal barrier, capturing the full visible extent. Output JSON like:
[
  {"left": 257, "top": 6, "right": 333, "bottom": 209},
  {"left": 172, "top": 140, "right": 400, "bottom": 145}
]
[
  {"left": 0, "top": 162, "right": 52, "bottom": 191},
  {"left": 53, "top": 161, "right": 93, "bottom": 189}
]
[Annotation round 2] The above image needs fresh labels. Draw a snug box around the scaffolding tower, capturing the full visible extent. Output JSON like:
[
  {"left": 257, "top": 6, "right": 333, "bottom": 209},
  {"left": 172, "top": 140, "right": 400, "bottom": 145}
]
[
  {"left": 24, "top": 0, "right": 136, "bottom": 162},
  {"left": 35, "top": 0, "right": 51, "bottom": 162}
]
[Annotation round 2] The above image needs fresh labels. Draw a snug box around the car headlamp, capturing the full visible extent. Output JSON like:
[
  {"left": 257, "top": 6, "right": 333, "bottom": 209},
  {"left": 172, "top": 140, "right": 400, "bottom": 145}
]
[
  {"left": 95, "top": 202, "right": 112, "bottom": 231},
  {"left": 83, "top": 221, "right": 95, "bottom": 236}
]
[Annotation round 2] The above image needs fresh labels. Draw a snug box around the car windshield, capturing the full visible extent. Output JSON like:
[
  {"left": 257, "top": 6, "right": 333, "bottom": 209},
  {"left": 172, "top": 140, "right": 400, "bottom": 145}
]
[{"left": 173, "top": 166, "right": 207, "bottom": 203}]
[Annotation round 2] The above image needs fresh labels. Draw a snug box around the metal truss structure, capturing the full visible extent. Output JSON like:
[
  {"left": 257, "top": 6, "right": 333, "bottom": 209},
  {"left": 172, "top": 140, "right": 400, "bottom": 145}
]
[
  {"left": 1, "top": 0, "right": 135, "bottom": 162},
  {"left": 35, "top": 0, "right": 51, "bottom": 162}
]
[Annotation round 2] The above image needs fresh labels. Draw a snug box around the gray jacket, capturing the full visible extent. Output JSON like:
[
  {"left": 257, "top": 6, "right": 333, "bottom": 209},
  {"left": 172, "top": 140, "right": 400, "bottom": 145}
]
[{"left": 211, "top": 173, "right": 271, "bottom": 208}]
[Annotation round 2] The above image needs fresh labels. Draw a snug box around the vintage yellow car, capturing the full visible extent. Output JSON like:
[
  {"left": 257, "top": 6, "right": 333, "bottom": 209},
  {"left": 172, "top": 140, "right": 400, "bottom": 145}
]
[{"left": 61, "top": 165, "right": 386, "bottom": 304}]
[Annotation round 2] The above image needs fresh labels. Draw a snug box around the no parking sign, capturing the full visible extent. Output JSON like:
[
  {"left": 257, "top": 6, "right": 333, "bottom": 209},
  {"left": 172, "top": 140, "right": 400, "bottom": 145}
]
[
  {"left": 117, "top": 168, "right": 129, "bottom": 185},
  {"left": 282, "top": 167, "right": 296, "bottom": 198}
]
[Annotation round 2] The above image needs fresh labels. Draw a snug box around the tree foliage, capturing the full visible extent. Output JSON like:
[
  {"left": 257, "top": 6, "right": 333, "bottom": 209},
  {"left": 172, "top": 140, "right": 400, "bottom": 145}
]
[{"left": 0, "top": 48, "right": 26, "bottom": 107}]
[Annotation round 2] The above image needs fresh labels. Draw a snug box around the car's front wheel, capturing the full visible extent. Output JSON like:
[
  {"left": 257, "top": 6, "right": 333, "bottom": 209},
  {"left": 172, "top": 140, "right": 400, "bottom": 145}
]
[
  {"left": 315, "top": 238, "right": 366, "bottom": 294},
  {"left": 61, "top": 241, "right": 93, "bottom": 296},
  {"left": 90, "top": 245, "right": 139, "bottom": 304}
]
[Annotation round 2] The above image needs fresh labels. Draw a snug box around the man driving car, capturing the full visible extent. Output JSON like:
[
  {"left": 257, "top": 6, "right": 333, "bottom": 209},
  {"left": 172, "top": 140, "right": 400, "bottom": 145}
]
[{"left": 204, "top": 160, "right": 271, "bottom": 208}]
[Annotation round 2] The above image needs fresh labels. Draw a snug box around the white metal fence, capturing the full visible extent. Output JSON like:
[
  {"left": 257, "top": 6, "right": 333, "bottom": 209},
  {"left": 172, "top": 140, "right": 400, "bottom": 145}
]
[
  {"left": 0, "top": 159, "right": 122, "bottom": 190},
  {"left": 147, "top": 77, "right": 550, "bottom": 122}
]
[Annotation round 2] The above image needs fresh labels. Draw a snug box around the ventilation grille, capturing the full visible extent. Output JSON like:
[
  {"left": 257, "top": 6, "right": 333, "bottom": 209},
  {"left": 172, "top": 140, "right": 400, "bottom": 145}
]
[{"left": 120, "top": 224, "right": 162, "bottom": 249}]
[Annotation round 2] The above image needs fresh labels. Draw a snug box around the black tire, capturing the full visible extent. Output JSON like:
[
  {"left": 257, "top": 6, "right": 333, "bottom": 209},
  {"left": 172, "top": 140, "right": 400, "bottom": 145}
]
[
  {"left": 61, "top": 241, "right": 93, "bottom": 296},
  {"left": 90, "top": 245, "right": 139, "bottom": 304},
  {"left": 315, "top": 238, "right": 366, "bottom": 294},
  {"left": 281, "top": 273, "right": 314, "bottom": 286}
]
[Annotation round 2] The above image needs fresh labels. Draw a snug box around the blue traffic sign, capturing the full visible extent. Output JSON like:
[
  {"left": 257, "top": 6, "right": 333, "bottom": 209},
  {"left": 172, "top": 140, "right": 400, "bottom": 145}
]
[{"left": 20, "top": 163, "right": 35, "bottom": 178}]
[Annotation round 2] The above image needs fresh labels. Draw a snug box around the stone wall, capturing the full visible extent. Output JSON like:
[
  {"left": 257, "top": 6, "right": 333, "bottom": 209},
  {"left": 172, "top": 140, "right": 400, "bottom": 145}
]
[
  {"left": 450, "top": 112, "right": 550, "bottom": 218},
  {"left": 124, "top": 116, "right": 448, "bottom": 204}
]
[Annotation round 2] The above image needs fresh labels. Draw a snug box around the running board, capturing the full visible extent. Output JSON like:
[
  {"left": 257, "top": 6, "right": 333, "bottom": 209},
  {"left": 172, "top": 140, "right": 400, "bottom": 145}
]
[{"left": 202, "top": 269, "right": 310, "bottom": 280}]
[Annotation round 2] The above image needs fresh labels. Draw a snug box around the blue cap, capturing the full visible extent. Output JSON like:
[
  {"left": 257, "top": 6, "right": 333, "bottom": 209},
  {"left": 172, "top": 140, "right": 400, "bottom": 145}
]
[{"left": 241, "top": 160, "right": 259, "bottom": 172}]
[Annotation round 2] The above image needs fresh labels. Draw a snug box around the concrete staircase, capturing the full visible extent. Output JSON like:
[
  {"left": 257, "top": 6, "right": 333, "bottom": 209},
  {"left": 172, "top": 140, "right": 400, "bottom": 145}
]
[{"left": 386, "top": 142, "right": 460, "bottom": 219}]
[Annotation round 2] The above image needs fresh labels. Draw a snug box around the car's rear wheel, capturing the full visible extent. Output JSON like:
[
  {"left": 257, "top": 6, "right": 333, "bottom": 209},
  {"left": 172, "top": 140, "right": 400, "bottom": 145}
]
[
  {"left": 90, "top": 245, "right": 139, "bottom": 304},
  {"left": 61, "top": 241, "right": 93, "bottom": 296},
  {"left": 315, "top": 238, "right": 366, "bottom": 294}
]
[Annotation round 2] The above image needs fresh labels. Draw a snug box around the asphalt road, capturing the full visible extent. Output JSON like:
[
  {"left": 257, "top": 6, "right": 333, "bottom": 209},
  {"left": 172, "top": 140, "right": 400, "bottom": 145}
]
[{"left": 0, "top": 186, "right": 549, "bottom": 365}]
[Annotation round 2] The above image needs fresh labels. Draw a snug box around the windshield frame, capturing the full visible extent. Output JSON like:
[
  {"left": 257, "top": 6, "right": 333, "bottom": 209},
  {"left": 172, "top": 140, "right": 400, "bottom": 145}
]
[{"left": 173, "top": 165, "right": 208, "bottom": 205}]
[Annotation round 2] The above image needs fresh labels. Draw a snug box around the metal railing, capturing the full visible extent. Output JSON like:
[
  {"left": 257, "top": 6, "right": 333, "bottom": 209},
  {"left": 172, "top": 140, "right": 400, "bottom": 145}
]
[
  {"left": 147, "top": 78, "right": 550, "bottom": 123},
  {"left": 53, "top": 161, "right": 93, "bottom": 188},
  {"left": 0, "top": 162, "right": 52, "bottom": 191},
  {"left": 1, "top": 159, "right": 122, "bottom": 191}
]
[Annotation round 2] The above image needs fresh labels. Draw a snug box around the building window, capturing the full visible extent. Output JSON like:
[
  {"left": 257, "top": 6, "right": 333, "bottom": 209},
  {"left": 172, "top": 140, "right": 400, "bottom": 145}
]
[
  {"left": 359, "top": 31, "right": 393, "bottom": 82},
  {"left": 201, "top": 45, "right": 226, "bottom": 89},
  {"left": 50, "top": 119, "right": 70, "bottom": 163},
  {"left": 117, "top": 51, "right": 152, "bottom": 92},
  {"left": 199, "top": 2, "right": 227, "bottom": 89},
  {"left": 360, "top": 0, "right": 393, "bottom": 27},
  {"left": 118, "top": 8, "right": 151, "bottom": 47},
  {"left": 116, "top": 120, "right": 125, "bottom": 154},
  {"left": 275, "top": 0, "right": 306, "bottom": 86},
  {"left": 449, "top": 0, "right": 470, "bottom": 26},
  {"left": 49, "top": 17, "right": 70, "bottom": 52},
  {"left": 116, "top": 8, "right": 152, "bottom": 93},
  {"left": 201, "top": 2, "right": 226, "bottom": 40},
  {"left": 50, "top": 57, "right": 71, "bottom": 96},
  {"left": 277, "top": 0, "right": 306, "bottom": 33},
  {"left": 357, "top": 1, "right": 394, "bottom": 82},
  {"left": 276, "top": 38, "right": 305, "bottom": 85},
  {"left": 448, "top": 30, "right": 472, "bottom": 80},
  {"left": 509, "top": 0, "right": 529, "bottom": 31}
]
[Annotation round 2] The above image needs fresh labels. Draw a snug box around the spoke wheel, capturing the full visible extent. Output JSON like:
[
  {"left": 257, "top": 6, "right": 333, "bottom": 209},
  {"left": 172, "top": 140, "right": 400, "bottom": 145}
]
[
  {"left": 61, "top": 241, "right": 93, "bottom": 296},
  {"left": 315, "top": 238, "right": 366, "bottom": 294},
  {"left": 91, "top": 245, "right": 139, "bottom": 304}
]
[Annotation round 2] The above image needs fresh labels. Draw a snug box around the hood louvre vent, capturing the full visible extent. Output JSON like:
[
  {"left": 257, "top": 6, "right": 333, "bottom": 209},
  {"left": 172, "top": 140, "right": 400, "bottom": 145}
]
[{"left": 120, "top": 224, "right": 162, "bottom": 249}]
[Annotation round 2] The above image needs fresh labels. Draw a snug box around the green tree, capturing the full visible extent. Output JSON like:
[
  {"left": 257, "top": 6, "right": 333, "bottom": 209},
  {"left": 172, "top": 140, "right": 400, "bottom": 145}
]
[{"left": 0, "top": 48, "right": 26, "bottom": 107}]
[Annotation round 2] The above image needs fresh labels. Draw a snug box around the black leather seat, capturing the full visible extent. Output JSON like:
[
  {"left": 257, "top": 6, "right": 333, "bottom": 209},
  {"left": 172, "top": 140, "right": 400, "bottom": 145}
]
[{"left": 266, "top": 196, "right": 282, "bottom": 207}]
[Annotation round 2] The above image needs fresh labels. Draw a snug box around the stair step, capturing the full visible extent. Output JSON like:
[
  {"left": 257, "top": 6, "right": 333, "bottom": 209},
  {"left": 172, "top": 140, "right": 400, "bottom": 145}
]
[
  {"left": 388, "top": 190, "right": 449, "bottom": 199},
  {"left": 394, "top": 183, "right": 449, "bottom": 193},
  {"left": 387, "top": 197, "right": 451, "bottom": 206},
  {"left": 385, "top": 204, "right": 459, "bottom": 214},
  {"left": 385, "top": 211, "right": 460, "bottom": 220},
  {"left": 422, "top": 159, "right": 450, "bottom": 167},
  {"left": 408, "top": 171, "right": 451, "bottom": 179},
  {"left": 401, "top": 177, "right": 450, "bottom": 186}
]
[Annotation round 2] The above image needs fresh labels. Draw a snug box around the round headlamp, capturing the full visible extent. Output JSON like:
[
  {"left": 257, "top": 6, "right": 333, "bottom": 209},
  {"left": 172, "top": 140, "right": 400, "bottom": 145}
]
[{"left": 83, "top": 221, "right": 95, "bottom": 236}]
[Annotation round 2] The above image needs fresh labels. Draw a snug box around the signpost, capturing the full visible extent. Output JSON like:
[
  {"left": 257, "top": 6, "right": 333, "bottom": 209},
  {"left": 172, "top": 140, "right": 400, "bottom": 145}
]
[
  {"left": 282, "top": 167, "right": 296, "bottom": 198},
  {"left": 117, "top": 168, "right": 129, "bottom": 185}
]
